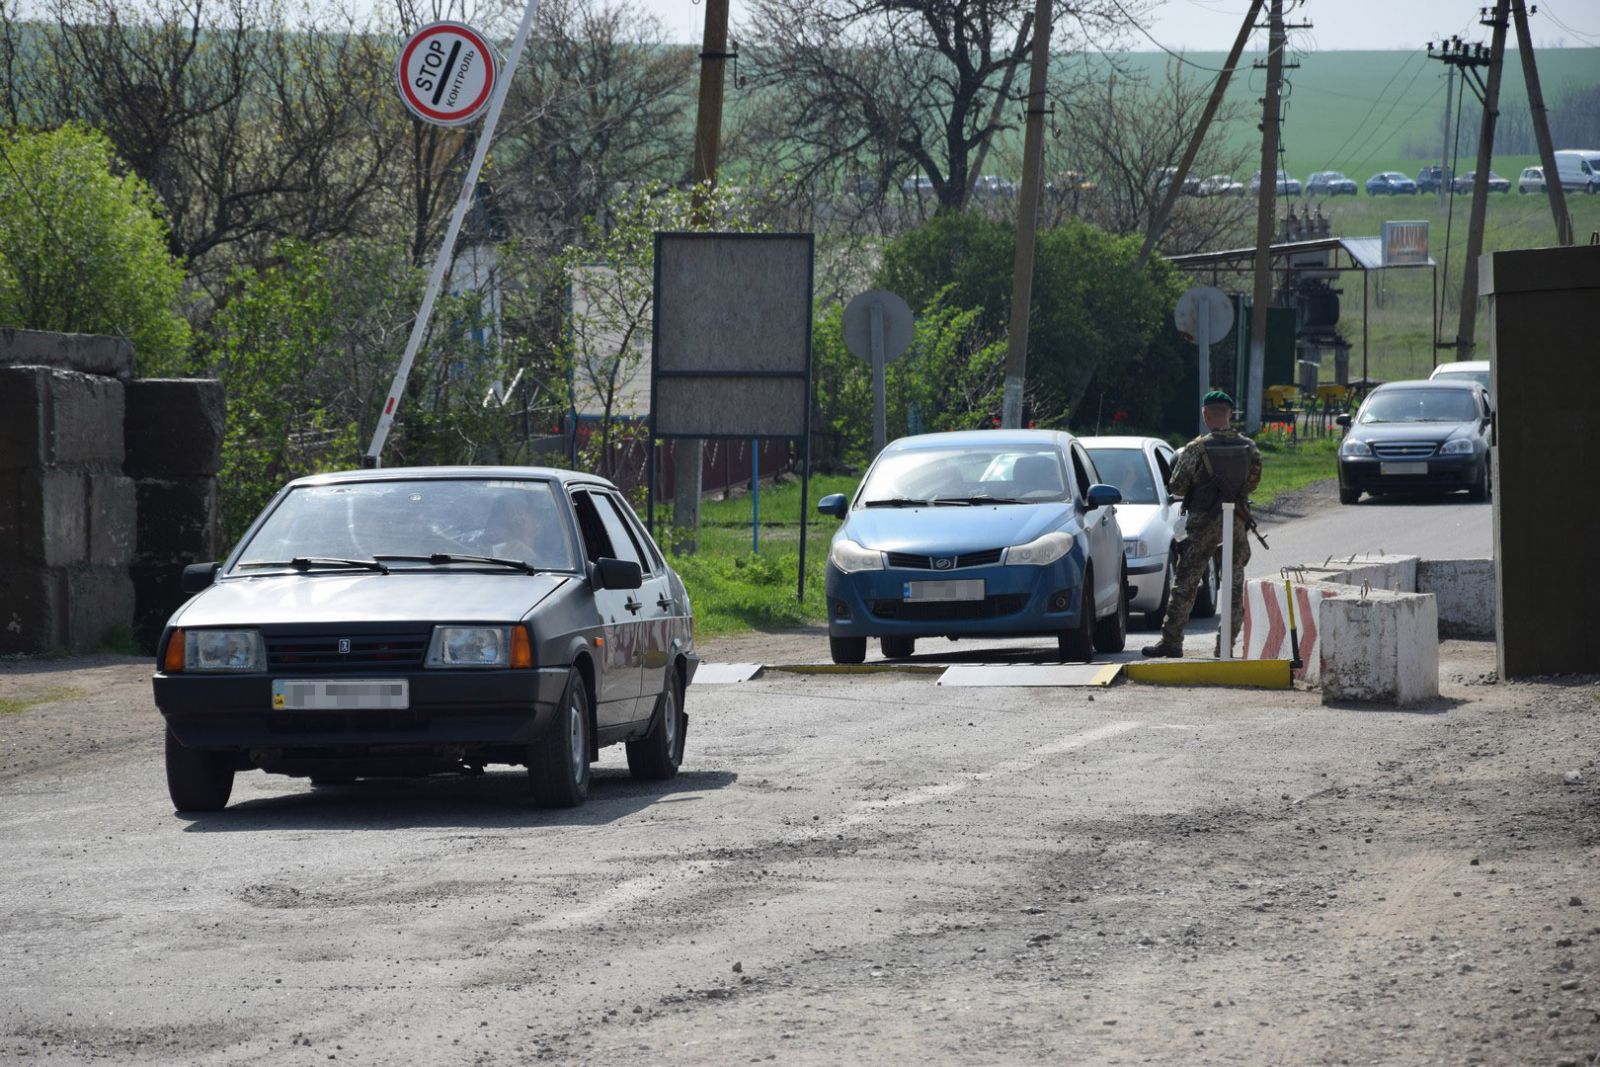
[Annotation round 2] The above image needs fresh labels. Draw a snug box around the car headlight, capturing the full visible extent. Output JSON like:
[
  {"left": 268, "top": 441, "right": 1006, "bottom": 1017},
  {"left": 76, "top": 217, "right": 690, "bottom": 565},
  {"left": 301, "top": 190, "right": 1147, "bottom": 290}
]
[
  {"left": 1340, "top": 438, "right": 1372, "bottom": 457},
  {"left": 1123, "top": 539, "right": 1150, "bottom": 559},
  {"left": 1439, "top": 438, "right": 1473, "bottom": 455},
  {"left": 829, "top": 539, "right": 884, "bottom": 573},
  {"left": 427, "top": 625, "right": 514, "bottom": 668},
  {"left": 184, "top": 629, "right": 265, "bottom": 672},
  {"left": 1002, "top": 531, "right": 1075, "bottom": 567}
]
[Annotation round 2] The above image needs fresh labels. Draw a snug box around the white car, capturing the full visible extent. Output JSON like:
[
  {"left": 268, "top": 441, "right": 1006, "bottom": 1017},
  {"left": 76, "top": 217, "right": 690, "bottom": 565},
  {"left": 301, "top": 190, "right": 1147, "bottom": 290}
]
[
  {"left": 1517, "top": 166, "right": 1545, "bottom": 194},
  {"left": 1081, "top": 436, "right": 1217, "bottom": 628},
  {"left": 1429, "top": 359, "right": 1490, "bottom": 396}
]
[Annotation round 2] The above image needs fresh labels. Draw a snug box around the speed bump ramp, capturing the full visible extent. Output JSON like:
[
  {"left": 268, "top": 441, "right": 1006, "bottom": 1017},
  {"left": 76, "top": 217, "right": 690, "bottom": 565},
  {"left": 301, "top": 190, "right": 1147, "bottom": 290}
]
[{"left": 1123, "top": 658, "right": 1292, "bottom": 689}]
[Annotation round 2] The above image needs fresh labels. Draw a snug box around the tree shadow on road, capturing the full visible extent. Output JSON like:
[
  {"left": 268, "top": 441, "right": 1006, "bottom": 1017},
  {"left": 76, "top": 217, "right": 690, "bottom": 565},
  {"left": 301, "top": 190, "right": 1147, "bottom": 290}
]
[{"left": 175, "top": 767, "right": 737, "bottom": 832}]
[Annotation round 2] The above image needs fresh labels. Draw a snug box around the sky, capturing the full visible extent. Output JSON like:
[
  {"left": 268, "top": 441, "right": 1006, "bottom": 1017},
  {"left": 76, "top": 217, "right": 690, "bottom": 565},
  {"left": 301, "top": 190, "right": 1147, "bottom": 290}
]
[{"left": 643, "top": 0, "right": 1600, "bottom": 50}]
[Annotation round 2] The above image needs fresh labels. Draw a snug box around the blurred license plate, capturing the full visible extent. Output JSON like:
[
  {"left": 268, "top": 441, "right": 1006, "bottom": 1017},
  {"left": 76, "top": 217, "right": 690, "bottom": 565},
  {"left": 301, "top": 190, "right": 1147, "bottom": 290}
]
[
  {"left": 272, "top": 679, "right": 409, "bottom": 710},
  {"left": 1380, "top": 461, "right": 1428, "bottom": 475},
  {"left": 904, "top": 579, "right": 985, "bottom": 602}
]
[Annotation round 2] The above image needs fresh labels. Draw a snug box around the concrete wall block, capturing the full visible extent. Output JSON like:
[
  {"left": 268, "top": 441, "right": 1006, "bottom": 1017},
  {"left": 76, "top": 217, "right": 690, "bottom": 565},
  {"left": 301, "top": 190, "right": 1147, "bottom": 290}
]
[
  {"left": 1417, "top": 558, "right": 1496, "bottom": 639},
  {"left": 65, "top": 567, "right": 135, "bottom": 651},
  {"left": 0, "top": 567, "right": 66, "bottom": 654},
  {"left": 1319, "top": 590, "right": 1440, "bottom": 705},
  {"left": 1, "top": 468, "right": 88, "bottom": 567},
  {"left": 49, "top": 369, "right": 125, "bottom": 468},
  {"left": 86, "top": 473, "right": 138, "bottom": 567},
  {"left": 134, "top": 477, "right": 220, "bottom": 563},
  {"left": 131, "top": 562, "right": 186, "bottom": 654},
  {"left": 1297, "top": 554, "right": 1419, "bottom": 593},
  {"left": 0, "top": 328, "right": 134, "bottom": 379},
  {"left": 124, "top": 379, "right": 225, "bottom": 478},
  {"left": 0, "top": 366, "right": 48, "bottom": 470}
]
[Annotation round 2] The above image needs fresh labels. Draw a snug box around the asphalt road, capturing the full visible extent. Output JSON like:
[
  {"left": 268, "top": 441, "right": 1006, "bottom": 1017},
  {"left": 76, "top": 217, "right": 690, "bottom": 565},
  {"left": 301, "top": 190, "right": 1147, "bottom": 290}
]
[{"left": 1249, "top": 492, "right": 1493, "bottom": 580}]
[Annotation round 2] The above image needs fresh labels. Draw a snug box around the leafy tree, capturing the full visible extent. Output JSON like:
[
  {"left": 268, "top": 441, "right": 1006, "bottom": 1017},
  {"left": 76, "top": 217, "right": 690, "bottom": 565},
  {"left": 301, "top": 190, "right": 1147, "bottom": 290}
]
[{"left": 0, "top": 124, "right": 189, "bottom": 373}]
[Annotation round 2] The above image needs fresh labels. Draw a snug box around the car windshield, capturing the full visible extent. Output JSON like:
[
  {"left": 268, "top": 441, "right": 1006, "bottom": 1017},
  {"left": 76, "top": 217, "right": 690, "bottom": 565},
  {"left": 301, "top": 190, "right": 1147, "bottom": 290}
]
[
  {"left": 859, "top": 445, "right": 1069, "bottom": 504},
  {"left": 1358, "top": 390, "right": 1480, "bottom": 424},
  {"left": 232, "top": 478, "right": 580, "bottom": 573},
  {"left": 1433, "top": 370, "right": 1491, "bottom": 390},
  {"left": 1083, "top": 448, "right": 1159, "bottom": 505}
]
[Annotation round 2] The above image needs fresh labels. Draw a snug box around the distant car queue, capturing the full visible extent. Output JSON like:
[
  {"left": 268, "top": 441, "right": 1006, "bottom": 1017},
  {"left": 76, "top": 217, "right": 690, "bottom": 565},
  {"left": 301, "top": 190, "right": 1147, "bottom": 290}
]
[{"left": 1178, "top": 152, "right": 1600, "bottom": 197}]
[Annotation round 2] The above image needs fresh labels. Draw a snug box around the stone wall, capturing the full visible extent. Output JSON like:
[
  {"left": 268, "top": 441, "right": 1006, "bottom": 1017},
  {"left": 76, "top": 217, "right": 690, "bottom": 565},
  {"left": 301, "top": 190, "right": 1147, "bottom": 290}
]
[{"left": 0, "top": 332, "right": 220, "bottom": 655}]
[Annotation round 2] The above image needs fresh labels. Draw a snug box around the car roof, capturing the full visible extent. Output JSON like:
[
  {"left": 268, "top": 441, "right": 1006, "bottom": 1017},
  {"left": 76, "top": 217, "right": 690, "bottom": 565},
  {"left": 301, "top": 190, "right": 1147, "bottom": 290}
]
[
  {"left": 1371, "top": 378, "right": 1483, "bottom": 392},
  {"left": 885, "top": 429, "right": 1075, "bottom": 451},
  {"left": 1430, "top": 360, "right": 1490, "bottom": 374},
  {"left": 283, "top": 465, "right": 620, "bottom": 491},
  {"left": 1078, "top": 436, "right": 1165, "bottom": 450}
]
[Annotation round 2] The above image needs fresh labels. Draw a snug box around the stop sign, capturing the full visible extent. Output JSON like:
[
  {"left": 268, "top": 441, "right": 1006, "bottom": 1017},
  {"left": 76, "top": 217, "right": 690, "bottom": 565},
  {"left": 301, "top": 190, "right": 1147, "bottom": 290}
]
[{"left": 396, "top": 22, "right": 497, "bottom": 127}]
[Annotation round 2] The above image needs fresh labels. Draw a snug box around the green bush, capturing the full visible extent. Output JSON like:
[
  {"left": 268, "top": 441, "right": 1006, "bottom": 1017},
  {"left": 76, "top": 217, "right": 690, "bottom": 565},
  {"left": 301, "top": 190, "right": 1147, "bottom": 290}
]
[{"left": 0, "top": 125, "right": 189, "bottom": 374}]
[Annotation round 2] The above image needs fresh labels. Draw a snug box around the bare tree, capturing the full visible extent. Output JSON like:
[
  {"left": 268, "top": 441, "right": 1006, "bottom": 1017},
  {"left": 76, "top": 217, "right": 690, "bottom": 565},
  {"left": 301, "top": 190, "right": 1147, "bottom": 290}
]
[{"left": 740, "top": 0, "right": 1142, "bottom": 213}]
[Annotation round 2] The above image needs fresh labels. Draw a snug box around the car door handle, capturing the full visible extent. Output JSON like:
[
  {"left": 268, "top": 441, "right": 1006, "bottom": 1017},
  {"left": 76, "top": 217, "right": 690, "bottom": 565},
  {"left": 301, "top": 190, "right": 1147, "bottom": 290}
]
[
  {"left": 624, "top": 598, "right": 642, "bottom": 615},
  {"left": 656, "top": 595, "right": 673, "bottom": 611}
]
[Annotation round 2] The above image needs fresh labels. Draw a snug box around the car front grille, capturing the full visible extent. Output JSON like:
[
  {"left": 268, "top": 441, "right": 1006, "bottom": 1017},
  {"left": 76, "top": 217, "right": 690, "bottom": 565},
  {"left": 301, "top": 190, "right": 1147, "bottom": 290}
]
[
  {"left": 1371, "top": 442, "right": 1438, "bottom": 459},
  {"left": 885, "top": 548, "right": 1004, "bottom": 570},
  {"left": 265, "top": 632, "right": 431, "bottom": 672},
  {"left": 869, "top": 594, "right": 1029, "bottom": 622}
]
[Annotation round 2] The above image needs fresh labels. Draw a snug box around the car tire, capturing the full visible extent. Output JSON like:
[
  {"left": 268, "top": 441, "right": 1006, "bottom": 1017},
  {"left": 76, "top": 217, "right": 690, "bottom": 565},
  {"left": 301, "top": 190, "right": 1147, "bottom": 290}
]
[
  {"left": 1058, "top": 569, "right": 1095, "bottom": 663},
  {"left": 1093, "top": 566, "right": 1128, "bottom": 653},
  {"left": 1467, "top": 460, "right": 1490, "bottom": 503},
  {"left": 165, "top": 727, "right": 234, "bottom": 813},
  {"left": 530, "top": 671, "right": 592, "bottom": 808},
  {"left": 829, "top": 635, "right": 867, "bottom": 664},
  {"left": 1144, "top": 561, "right": 1173, "bottom": 630},
  {"left": 880, "top": 636, "right": 915, "bottom": 660},
  {"left": 1339, "top": 486, "right": 1361, "bottom": 505},
  {"left": 626, "top": 672, "right": 685, "bottom": 781},
  {"left": 1192, "top": 555, "right": 1219, "bottom": 619}
]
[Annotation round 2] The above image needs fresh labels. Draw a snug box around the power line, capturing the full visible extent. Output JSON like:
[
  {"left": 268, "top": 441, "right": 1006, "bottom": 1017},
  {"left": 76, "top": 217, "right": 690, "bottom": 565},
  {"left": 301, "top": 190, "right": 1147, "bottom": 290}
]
[
  {"left": 1537, "top": 3, "right": 1599, "bottom": 45},
  {"left": 1320, "top": 49, "right": 1426, "bottom": 168},
  {"left": 1105, "top": 0, "right": 1287, "bottom": 75},
  {"left": 1340, "top": 62, "right": 1438, "bottom": 178}
]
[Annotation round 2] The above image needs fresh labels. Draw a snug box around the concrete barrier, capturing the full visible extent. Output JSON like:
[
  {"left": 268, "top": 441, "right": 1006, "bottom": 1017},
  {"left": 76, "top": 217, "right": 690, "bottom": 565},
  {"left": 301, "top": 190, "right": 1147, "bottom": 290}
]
[
  {"left": 0, "top": 328, "right": 134, "bottom": 379},
  {"left": 1416, "top": 558, "right": 1495, "bottom": 638},
  {"left": 1241, "top": 577, "right": 1344, "bottom": 684},
  {"left": 1292, "top": 554, "right": 1418, "bottom": 594},
  {"left": 1318, "top": 589, "right": 1439, "bottom": 705}
]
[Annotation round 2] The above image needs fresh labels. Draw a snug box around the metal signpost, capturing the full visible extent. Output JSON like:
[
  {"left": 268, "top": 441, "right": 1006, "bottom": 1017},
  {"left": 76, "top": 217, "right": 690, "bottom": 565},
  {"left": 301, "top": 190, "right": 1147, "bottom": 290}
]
[
  {"left": 841, "top": 290, "right": 913, "bottom": 457},
  {"left": 365, "top": 9, "right": 538, "bottom": 466},
  {"left": 1175, "top": 285, "right": 1235, "bottom": 434}
]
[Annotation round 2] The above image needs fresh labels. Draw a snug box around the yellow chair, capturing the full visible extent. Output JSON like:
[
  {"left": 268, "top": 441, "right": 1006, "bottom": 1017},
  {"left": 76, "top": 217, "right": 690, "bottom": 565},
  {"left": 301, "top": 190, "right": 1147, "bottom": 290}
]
[{"left": 1316, "top": 383, "right": 1348, "bottom": 409}]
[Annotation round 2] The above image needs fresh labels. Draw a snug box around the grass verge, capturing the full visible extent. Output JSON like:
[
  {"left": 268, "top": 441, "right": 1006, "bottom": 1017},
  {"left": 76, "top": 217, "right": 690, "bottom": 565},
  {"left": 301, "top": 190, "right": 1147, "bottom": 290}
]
[{"left": 0, "top": 686, "right": 85, "bottom": 716}]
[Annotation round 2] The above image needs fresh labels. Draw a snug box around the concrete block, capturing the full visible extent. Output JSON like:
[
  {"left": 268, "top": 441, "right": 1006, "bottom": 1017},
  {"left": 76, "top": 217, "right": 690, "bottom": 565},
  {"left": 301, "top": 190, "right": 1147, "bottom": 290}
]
[
  {"left": 0, "top": 328, "right": 134, "bottom": 379},
  {"left": 132, "top": 562, "right": 185, "bottom": 654},
  {"left": 86, "top": 473, "right": 137, "bottom": 567},
  {"left": 0, "top": 567, "right": 66, "bottom": 654},
  {"left": 1, "top": 468, "right": 88, "bottom": 567},
  {"left": 0, "top": 366, "right": 49, "bottom": 469},
  {"left": 49, "top": 369, "right": 125, "bottom": 468},
  {"left": 65, "top": 567, "right": 135, "bottom": 651},
  {"left": 134, "top": 477, "right": 220, "bottom": 562},
  {"left": 1417, "top": 558, "right": 1496, "bottom": 639},
  {"left": 1241, "top": 577, "right": 1344, "bottom": 685},
  {"left": 124, "top": 379, "right": 225, "bottom": 478},
  {"left": 1296, "top": 554, "right": 1418, "bottom": 594},
  {"left": 1319, "top": 590, "right": 1439, "bottom": 705}
]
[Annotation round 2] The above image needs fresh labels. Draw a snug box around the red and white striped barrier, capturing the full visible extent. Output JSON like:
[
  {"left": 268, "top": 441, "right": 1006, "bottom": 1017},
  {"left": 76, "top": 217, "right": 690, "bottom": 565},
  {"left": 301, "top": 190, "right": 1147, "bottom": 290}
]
[{"left": 1241, "top": 578, "right": 1342, "bottom": 683}]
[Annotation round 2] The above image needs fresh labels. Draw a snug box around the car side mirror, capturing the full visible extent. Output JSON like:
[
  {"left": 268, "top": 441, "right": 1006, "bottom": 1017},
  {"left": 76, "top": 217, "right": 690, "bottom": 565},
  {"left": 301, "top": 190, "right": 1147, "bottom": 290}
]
[
  {"left": 1085, "top": 483, "right": 1122, "bottom": 509},
  {"left": 816, "top": 493, "right": 848, "bottom": 518},
  {"left": 1335, "top": 413, "right": 1352, "bottom": 427},
  {"left": 181, "top": 562, "right": 219, "bottom": 593},
  {"left": 592, "top": 557, "right": 642, "bottom": 591}
]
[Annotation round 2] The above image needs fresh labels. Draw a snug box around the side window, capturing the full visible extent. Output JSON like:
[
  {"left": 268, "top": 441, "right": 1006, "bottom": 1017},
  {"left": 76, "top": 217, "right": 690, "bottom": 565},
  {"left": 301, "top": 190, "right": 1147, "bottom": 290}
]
[
  {"left": 612, "top": 496, "right": 665, "bottom": 574},
  {"left": 1154, "top": 448, "right": 1174, "bottom": 486},
  {"left": 591, "top": 493, "right": 643, "bottom": 568},
  {"left": 1068, "top": 444, "right": 1093, "bottom": 499},
  {"left": 570, "top": 491, "right": 615, "bottom": 565},
  {"left": 596, "top": 494, "right": 653, "bottom": 572}
]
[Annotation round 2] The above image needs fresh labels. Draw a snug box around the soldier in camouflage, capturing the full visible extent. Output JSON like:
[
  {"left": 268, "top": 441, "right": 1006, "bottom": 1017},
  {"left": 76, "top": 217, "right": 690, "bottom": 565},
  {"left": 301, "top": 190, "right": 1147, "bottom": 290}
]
[{"left": 1141, "top": 389, "right": 1263, "bottom": 658}]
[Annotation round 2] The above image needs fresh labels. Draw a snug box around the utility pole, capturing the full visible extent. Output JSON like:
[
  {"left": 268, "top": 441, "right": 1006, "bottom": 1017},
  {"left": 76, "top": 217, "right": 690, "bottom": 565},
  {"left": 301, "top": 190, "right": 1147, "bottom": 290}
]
[
  {"left": 1454, "top": 0, "right": 1509, "bottom": 358},
  {"left": 1438, "top": 62, "right": 1455, "bottom": 210},
  {"left": 1137, "top": 0, "right": 1264, "bottom": 267},
  {"left": 1000, "top": 0, "right": 1051, "bottom": 429},
  {"left": 670, "top": 0, "right": 732, "bottom": 552},
  {"left": 1511, "top": 0, "right": 1572, "bottom": 245},
  {"left": 1244, "top": 0, "right": 1287, "bottom": 434}
]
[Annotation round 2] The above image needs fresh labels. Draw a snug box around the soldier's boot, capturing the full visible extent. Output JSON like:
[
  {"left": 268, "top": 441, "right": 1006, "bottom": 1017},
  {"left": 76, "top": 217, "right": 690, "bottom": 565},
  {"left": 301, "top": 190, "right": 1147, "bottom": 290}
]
[{"left": 1141, "top": 640, "right": 1183, "bottom": 658}]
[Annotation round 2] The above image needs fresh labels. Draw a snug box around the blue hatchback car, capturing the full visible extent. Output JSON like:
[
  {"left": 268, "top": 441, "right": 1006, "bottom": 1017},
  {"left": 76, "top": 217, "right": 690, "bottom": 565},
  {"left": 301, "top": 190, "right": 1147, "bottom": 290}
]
[{"left": 817, "top": 430, "right": 1129, "bottom": 664}]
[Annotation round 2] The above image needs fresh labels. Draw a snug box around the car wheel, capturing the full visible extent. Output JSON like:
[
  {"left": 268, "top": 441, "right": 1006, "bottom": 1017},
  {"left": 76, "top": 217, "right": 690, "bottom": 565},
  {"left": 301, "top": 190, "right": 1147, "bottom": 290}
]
[
  {"left": 626, "top": 672, "right": 686, "bottom": 781},
  {"left": 829, "top": 635, "right": 867, "bottom": 664},
  {"left": 880, "top": 636, "right": 915, "bottom": 659},
  {"left": 1144, "top": 560, "right": 1173, "bottom": 630},
  {"left": 165, "top": 727, "right": 234, "bottom": 813},
  {"left": 1058, "top": 569, "right": 1095, "bottom": 663},
  {"left": 1467, "top": 459, "right": 1490, "bottom": 503},
  {"left": 1192, "top": 555, "right": 1219, "bottom": 619},
  {"left": 1339, "top": 486, "right": 1361, "bottom": 505},
  {"left": 530, "top": 671, "right": 592, "bottom": 808},
  {"left": 1093, "top": 566, "right": 1128, "bottom": 653}
]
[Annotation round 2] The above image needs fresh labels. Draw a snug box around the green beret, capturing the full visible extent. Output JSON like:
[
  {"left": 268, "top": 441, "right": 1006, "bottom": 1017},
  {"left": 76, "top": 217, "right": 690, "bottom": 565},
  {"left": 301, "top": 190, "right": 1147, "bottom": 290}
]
[{"left": 1202, "top": 389, "right": 1234, "bottom": 408}]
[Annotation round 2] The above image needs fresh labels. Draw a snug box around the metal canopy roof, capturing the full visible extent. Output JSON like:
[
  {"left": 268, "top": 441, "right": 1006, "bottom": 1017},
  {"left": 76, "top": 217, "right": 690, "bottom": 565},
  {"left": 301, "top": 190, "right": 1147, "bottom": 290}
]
[{"left": 1166, "top": 236, "right": 1437, "bottom": 272}]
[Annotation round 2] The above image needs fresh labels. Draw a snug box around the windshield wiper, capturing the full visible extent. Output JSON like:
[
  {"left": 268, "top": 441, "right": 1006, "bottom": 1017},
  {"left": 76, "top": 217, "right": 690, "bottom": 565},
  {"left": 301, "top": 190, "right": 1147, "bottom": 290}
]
[
  {"left": 373, "top": 553, "right": 541, "bottom": 574},
  {"left": 236, "top": 557, "right": 390, "bottom": 574},
  {"left": 934, "top": 495, "right": 1031, "bottom": 505},
  {"left": 862, "top": 497, "right": 932, "bottom": 508}
]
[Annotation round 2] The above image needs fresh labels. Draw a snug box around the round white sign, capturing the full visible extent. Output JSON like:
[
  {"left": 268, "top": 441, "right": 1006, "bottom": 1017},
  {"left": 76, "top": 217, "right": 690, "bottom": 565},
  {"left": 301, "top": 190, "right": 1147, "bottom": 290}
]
[{"left": 396, "top": 22, "right": 497, "bottom": 127}]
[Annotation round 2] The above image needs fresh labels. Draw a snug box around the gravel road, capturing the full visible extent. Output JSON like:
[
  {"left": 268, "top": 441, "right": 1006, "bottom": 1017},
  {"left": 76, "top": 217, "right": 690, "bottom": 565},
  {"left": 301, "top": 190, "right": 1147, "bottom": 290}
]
[{"left": 2, "top": 638, "right": 1598, "bottom": 1066}]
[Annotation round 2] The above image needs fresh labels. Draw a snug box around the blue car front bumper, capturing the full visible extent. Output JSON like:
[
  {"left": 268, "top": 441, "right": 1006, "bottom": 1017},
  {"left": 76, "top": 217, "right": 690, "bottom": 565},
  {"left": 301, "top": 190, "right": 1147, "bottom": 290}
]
[{"left": 824, "top": 553, "right": 1088, "bottom": 639}]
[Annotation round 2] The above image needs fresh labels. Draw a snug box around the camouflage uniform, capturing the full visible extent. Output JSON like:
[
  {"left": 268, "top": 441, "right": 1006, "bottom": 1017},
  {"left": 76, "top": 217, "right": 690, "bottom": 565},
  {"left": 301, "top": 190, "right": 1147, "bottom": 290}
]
[{"left": 1157, "top": 427, "right": 1263, "bottom": 650}]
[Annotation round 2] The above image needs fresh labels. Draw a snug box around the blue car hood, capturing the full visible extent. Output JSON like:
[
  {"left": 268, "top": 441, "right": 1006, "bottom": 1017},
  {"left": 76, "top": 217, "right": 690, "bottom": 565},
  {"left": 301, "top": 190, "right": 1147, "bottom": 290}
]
[
  {"left": 172, "top": 572, "right": 572, "bottom": 628},
  {"left": 839, "top": 502, "right": 1076, "bottom": 554}
]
